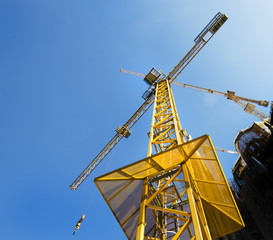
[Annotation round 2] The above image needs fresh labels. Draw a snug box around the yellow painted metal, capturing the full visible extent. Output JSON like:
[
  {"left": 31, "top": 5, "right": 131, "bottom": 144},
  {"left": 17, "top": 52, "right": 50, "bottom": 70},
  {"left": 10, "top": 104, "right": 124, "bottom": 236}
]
[
  {"left": 136, "top": 179, "right": 149, "bottom": 240},
  {"left": 147, "top": 80, "right": 181, "bottom": 155},
  {"left": 146, "top": 80, "right": 212, "bottom": 239},
  {"left": 95, "top": 134, "right": 244, "bottom": 239},
  {"left": 146, "top": 205, "right": 191, "bottom": 217}
]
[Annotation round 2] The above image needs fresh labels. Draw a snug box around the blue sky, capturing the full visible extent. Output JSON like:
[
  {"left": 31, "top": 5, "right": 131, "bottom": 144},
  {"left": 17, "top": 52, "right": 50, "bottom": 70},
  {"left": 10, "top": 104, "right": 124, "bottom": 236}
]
[{"left": 1, "top": 1, "right": 273, "bottom": 239}]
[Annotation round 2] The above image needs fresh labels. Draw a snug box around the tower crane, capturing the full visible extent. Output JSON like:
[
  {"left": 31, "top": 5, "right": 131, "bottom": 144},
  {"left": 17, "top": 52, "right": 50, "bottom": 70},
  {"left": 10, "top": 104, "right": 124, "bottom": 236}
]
[
  {"left": 70, "top": 12, "right": 229, "bottom": 191},
  {"left": 120, "top": 69, "right": 270, "bottom": 121},
  {"left": 71, "top": 12, "right": 245, "bottom": 240}
]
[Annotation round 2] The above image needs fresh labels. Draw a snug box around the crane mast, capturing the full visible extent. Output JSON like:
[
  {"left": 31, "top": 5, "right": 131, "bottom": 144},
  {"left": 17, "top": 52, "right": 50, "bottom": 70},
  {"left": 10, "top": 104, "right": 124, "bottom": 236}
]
[{"left": 141, "top": 78, "right": 213, "bottom": 239}]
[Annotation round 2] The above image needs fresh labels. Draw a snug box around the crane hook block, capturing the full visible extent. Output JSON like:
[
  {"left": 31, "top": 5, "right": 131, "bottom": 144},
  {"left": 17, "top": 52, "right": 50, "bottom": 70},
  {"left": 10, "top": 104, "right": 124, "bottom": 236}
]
[{"left": 73, "top": 214, "right": 85, "bottom": 235}]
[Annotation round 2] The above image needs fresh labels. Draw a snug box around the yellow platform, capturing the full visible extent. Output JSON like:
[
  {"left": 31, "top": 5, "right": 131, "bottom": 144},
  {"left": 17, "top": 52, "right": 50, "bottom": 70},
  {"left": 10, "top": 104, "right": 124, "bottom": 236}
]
[{"left": 95, "top": 135, "right": 244, "bottom": 239}]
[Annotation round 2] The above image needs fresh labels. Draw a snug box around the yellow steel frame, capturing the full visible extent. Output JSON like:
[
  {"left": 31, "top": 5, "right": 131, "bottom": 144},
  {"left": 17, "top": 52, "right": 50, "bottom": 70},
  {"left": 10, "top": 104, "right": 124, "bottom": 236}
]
[
  {"left": 138, "top": 79, "right": 211, "bottom": 240},
  {"left": 147, "top": 80, "right": 184, "bottom": 156}
]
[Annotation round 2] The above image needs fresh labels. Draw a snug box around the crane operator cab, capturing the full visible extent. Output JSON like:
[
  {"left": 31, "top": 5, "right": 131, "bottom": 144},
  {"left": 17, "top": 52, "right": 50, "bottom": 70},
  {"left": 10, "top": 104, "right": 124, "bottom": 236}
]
[
  {"left": 142, "top": 68, "right": 166, "bottom": 100},
  {"left": 144, "top": 68, "right": 166, "bottom": 86}
]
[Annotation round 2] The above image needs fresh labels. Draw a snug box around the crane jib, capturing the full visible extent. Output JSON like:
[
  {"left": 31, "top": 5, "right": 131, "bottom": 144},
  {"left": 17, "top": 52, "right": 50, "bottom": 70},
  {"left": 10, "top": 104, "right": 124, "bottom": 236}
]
[
  {"left": 70, "top": 95, "right": 155, "bottom": 190},
  {"left": 168, "top": 13, "right": 228, "bottom": 83}
]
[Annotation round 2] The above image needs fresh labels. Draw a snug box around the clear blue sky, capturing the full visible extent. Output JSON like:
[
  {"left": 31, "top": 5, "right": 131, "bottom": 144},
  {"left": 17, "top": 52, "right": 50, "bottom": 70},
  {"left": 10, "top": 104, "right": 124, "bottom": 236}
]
[{"left": 1, "top": 1, "right": 273, "bottom": 239}]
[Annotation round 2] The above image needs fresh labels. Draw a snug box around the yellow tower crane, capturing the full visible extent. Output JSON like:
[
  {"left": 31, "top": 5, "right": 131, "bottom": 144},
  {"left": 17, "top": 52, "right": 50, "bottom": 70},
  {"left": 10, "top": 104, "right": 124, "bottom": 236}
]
[{"left": 71, "top": 12, "right": 245, "bottom": 240}]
